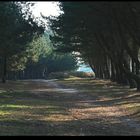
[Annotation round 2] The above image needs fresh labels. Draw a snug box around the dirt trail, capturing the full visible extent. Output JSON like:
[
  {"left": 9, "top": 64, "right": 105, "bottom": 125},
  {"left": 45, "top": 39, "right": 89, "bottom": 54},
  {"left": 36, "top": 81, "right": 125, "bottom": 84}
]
[
  {"left": 45, "top": 79, "right": 78, "bottom": 94},
  {"left": 39, "top": 79, "right": 140, "bottom": 135},
  {"left": 1, "top": 79, "right": 140, "bottom": 135}
]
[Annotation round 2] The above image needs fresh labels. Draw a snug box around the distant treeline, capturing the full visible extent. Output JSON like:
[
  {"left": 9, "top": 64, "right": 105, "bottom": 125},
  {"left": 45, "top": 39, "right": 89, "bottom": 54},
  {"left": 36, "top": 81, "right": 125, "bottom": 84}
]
[{"left": 0, "top": 2, "right": 78, "bottom": 82}]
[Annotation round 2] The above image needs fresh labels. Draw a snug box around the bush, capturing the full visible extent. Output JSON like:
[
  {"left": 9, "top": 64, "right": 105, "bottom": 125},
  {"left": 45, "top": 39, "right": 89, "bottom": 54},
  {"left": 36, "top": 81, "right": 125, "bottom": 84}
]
[
  {"left": 70, "top": 71, "right": 95, "bottom": 78},
  {"left": 47, "top": 71, "right": 95, "bottom": 79},
  {"left": 47, "top": 72, "right": 70, "bottom": 79}
]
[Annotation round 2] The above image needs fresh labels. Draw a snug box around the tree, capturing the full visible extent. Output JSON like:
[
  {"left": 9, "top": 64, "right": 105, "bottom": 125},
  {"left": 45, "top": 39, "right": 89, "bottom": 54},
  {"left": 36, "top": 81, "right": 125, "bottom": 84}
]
[
  {"left": 49, "top": 2, "right": 140, "bottom": 90},
  {"left": 0, "top": 2, "right": 44, "bottom": 83},
  {"left": 6, "top": 33, "right": 78, "bottom": 80}
]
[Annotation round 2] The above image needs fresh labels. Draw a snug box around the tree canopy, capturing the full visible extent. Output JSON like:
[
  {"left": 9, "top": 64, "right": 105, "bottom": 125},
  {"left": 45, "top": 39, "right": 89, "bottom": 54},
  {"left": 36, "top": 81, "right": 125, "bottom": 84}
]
[
  {"left": 49, "top": 2, "right": 140, "bottom": 90},
  {"left": 0, "top": 2, "right": 45, "bottom": 82}
]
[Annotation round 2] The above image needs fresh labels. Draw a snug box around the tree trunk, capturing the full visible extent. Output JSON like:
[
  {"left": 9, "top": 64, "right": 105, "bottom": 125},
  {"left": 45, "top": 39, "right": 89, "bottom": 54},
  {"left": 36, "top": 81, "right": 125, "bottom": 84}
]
[
  {"left": 137, "top": 80, "right": 140, "bottom": 91},
  {"left": 105, "top": 60, "right": 110, "bottom": 79},
  {"left": 136, "top": 61, "right": 140, "bottom": 75},
  {"left": 132, "top": 59, "right": 135, "bottom": 73},
  {"left": 128, "top": 79, "right": 137, "bottom": 89},
  {"left": 111, "top": 60, "right": 116, "bottom": 81},
  {"left": 119, "top": 57, "right": 140, "bottom": 90},
  {"left": 2, "top": 55, "right": 7, "bottom": 83}
]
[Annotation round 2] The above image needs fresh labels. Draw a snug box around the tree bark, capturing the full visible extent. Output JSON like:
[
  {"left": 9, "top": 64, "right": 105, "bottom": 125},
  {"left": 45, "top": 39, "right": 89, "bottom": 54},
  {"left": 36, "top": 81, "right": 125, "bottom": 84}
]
[{"left": 2, "top": 55, "right": 7, "bottom": 83}]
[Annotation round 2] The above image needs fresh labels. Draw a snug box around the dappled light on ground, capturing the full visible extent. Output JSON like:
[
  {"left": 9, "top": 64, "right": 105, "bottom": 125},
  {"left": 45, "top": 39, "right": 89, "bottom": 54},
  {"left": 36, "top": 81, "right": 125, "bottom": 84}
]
[{"left": 0, "top": 79, "right": 140, "bottom": 135}]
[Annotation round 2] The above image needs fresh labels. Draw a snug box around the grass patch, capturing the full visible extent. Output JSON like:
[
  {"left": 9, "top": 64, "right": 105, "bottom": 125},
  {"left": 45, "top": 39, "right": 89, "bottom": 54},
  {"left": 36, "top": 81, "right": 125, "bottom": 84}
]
[{"left": 0, "top": 111, "right": 10, "bottom": 116}]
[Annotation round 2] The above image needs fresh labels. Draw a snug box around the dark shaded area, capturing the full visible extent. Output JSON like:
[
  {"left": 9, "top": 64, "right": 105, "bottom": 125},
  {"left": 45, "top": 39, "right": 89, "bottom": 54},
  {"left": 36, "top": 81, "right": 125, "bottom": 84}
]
[{"left": 49, "top": 2, "right": 140, "bottom": 90}]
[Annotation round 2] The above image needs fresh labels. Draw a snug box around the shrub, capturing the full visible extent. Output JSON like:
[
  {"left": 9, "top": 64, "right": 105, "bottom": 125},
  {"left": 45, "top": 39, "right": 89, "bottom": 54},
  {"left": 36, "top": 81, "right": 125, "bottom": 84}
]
[
  {"left": 47, "top": 72, "right": 70, "bottom": 79},
  {"left": 47, "top": 71, "right": 95, "bottom": 79},
  {"left": 70, "top": 71, "right": 95, "bottom": 78}
]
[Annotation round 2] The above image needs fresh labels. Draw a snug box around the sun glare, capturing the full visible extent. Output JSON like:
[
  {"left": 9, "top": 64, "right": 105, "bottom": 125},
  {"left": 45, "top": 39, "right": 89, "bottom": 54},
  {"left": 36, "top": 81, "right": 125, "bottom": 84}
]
[{"left": 31, "top": 2, "right": 62, "bottom": 18}]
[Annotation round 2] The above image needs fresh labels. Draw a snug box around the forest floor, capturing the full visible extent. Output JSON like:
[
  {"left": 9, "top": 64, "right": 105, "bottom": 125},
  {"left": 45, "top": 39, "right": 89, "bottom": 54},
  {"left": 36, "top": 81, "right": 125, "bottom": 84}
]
[{"left": 0, "top": 78, "right": 140, "bottom": 136}]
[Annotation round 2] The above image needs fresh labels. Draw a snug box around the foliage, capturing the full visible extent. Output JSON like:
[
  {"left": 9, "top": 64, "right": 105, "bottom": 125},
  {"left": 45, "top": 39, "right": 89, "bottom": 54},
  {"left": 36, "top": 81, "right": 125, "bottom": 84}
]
[
  {"left": 47, "top": 71, "right": 95, "bottom": 79},
  {"left": 20, "top": 50, "right": 78, "bottom": 79},
  {"left": 0, "top": 2, "right": 45, "bottom": 82},
  {"left": 6, "top": 32, "right": 78, "bottom": 80},
  {"left": 49, "top": 2, "right": 140, "bottom": 90},
  {"left": 43, "top": 52, "right": 78, "bottom": 73}
]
